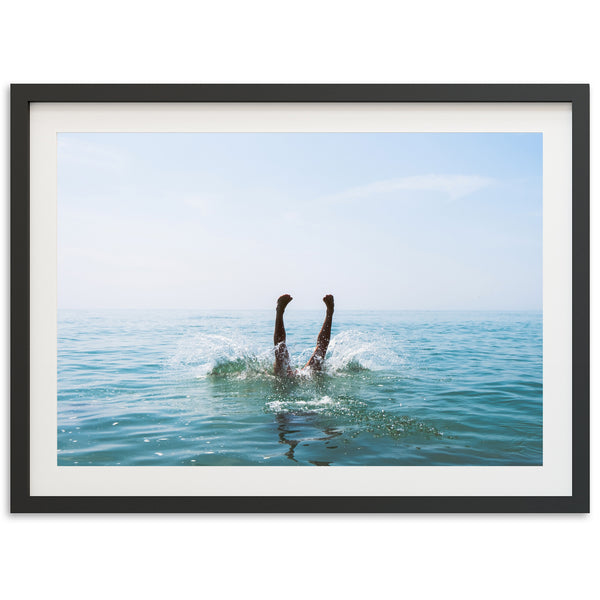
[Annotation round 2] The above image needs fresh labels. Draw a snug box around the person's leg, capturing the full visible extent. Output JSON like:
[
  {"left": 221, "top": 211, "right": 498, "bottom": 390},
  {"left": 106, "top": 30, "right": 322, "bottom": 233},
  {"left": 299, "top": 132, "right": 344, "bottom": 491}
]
[
  {"left": 274, "top": 294, "right": 294, "bottom": 376},
  {"left": 305, "top": 295, "right": 334, "bottom": 371}
]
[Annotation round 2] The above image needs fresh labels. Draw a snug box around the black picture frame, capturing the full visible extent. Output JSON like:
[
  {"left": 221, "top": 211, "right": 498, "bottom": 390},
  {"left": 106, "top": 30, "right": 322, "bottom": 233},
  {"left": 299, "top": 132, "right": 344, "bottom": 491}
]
[{"left": 11, "top": 84, "right": 590, "bottom": 513}]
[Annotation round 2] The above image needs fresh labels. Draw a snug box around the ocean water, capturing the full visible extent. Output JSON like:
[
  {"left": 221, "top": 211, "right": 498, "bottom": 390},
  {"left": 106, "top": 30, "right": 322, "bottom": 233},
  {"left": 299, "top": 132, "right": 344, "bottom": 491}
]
[{"left": 57, "top": 310, "right": 542, "bottom": 466}]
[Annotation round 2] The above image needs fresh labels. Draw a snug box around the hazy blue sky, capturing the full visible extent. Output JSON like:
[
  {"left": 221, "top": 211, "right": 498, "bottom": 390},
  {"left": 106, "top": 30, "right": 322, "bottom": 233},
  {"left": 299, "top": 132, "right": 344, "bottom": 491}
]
[{"left": 58, "top": 132, "right": 542, "bottom": 310}]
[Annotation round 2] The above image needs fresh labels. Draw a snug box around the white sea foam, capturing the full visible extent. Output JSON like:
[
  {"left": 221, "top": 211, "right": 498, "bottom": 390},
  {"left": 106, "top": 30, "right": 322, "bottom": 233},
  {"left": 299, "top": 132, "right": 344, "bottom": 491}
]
[{"left": 265, "top": 394, "right": 340, "bottom": 414}]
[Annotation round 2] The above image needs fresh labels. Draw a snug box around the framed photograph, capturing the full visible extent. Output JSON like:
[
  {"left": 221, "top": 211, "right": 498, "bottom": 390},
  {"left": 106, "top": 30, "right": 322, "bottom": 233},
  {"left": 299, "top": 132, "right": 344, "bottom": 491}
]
[{"left": 11, "top": 84, "right": 589, "bottom": 513}]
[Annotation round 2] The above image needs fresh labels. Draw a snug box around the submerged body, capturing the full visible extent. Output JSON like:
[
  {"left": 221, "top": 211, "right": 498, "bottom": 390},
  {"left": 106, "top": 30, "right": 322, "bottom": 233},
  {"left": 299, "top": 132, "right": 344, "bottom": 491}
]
[{"left": 274, "top": 294, "right": 334, "bottom": 376}]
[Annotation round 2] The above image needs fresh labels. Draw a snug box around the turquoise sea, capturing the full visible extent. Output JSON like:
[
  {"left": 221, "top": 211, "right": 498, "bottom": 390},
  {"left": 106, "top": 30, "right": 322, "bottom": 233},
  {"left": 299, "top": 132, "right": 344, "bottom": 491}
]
[{"left": 57, "top": 310, "right": 542, "bottom": 466}]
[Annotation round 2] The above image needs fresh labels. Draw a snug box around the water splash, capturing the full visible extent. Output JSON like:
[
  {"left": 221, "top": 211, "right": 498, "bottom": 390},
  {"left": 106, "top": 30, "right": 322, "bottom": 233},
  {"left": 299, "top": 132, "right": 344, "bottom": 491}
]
[
  {"left": 167, "top": 330, "right": 404, "bottom": 380},
  {"left": 167, "top": 333, "right": 271, "bottom": 379},
  {"left": 327, "top": 330, "right": 404, "bottom": 373}
]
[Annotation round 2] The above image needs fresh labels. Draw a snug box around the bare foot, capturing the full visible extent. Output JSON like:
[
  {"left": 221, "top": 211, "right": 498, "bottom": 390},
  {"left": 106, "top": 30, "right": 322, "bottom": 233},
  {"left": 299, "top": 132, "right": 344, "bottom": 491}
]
[
  {"left": 277, "top": 294, "right": 293, "bottom": 311},
  {"left": 323, "top": 294, "right": 334, "bottom": 312}
]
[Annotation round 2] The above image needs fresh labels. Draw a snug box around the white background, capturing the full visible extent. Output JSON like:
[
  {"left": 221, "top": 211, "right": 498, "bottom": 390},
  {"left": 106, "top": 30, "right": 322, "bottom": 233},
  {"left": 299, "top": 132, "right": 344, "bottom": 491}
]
[{"left": 0, "top": 1, "right": 596, "bottom": 599}]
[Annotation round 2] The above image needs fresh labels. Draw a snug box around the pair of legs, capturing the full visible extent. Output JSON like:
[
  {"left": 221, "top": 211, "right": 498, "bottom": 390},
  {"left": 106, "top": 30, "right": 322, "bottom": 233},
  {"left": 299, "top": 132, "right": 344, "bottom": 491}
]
[{"left": 274, "top": 294, "right": 334, "bottom": 376}]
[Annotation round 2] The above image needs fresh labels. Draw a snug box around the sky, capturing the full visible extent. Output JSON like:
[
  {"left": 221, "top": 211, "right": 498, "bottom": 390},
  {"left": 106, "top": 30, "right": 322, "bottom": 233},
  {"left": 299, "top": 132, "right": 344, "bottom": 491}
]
[{"left": 57, "top": 132, "right": 542, "bottom": 310}]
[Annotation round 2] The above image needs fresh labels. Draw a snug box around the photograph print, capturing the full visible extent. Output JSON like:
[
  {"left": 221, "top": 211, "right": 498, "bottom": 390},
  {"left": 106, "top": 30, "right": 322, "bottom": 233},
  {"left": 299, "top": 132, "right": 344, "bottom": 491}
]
[{"left": 57, "top": 131, "right": 542, "bottom": 467}]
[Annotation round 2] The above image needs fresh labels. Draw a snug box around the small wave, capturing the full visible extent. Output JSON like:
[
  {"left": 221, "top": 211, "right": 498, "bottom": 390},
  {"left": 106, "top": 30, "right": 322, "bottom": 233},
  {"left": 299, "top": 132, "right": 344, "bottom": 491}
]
[{"left": 208, "top": 357, "right": 265, "bottom": 377}]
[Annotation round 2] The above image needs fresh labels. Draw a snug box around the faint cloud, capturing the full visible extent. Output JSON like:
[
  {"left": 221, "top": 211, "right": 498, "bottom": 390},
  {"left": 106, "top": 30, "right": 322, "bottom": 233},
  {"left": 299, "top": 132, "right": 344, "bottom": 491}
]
[{"left": 323, "top": 174, "right": 496, "bottom": 203}]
